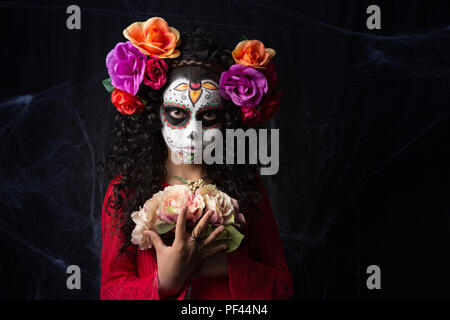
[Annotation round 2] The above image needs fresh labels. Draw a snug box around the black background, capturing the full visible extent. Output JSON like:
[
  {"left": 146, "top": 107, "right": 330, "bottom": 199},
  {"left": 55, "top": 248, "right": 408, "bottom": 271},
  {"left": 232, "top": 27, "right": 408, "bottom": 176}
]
[{"left": 0, "top": 0, "right": 449, "bottom": 299}]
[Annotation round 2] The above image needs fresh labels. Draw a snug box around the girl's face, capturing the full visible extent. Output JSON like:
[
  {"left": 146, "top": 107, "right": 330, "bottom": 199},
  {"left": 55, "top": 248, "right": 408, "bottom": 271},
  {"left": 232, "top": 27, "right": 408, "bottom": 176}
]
[{"left": 160, "top": 76, "right": 223, "bottom": 163}]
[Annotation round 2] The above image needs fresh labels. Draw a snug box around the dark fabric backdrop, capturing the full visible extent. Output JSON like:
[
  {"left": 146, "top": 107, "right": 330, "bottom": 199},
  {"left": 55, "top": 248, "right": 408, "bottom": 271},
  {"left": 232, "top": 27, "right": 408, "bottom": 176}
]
[{"left": 0, "top": 0, "right": 449, "bottom": 299}]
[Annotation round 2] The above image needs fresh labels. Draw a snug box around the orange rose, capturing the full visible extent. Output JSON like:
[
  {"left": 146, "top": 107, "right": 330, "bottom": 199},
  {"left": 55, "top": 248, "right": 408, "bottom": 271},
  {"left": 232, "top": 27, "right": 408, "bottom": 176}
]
[
  {"left": 232, "top": 40, "right": 276, "bottom": 69},
  {"left": 123, "top": 17, "right": 181, "bottom": 59}
]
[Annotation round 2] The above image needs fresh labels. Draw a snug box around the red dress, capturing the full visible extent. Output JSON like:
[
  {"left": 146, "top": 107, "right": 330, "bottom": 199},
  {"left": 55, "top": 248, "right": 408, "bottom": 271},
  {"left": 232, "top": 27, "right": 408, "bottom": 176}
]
[{"left": 100, "top": 176, "right": 294, "bottom": 300}]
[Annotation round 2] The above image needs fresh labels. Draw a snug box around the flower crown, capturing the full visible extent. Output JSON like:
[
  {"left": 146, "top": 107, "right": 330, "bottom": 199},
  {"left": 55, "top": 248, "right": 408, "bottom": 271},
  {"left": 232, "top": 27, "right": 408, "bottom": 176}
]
[{"left": 102, "top": 16, "right": 282, "bottom": 125}]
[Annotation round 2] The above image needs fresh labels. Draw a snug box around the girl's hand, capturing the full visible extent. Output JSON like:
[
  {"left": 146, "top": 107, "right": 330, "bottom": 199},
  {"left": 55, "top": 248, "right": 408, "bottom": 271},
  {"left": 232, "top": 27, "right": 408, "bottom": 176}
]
[{"left": 144, "top": 207, "right": 227, "bottom": 299}]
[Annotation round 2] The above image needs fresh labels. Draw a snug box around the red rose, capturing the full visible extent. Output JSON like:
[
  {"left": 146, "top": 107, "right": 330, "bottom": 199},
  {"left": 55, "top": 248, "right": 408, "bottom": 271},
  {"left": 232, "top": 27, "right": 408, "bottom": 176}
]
[
  {"left": 143, "top": 56, "right": 169, "bottom": 89},
  {"left": 111, "top": 89, "right": 145, "bottom": 115},
  {"left": 241, "top": 106, "right": 262, "bottom": 126},
  {"left": 260, "top": 90, "right": 283, "bottom": 121}
]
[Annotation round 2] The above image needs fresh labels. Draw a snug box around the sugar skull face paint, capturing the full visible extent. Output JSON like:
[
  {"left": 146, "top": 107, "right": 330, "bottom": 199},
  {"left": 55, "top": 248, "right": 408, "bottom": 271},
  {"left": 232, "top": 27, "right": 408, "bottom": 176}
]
[{"left": 161, "top": 76, "right": 223, "bottom": 163}]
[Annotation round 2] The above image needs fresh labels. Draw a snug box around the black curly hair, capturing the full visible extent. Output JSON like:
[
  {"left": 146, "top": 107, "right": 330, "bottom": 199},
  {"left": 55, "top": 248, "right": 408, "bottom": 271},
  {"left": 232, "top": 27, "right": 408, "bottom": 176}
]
[{"left": 98, "top": 29, "right": 262, "bottom": 255}]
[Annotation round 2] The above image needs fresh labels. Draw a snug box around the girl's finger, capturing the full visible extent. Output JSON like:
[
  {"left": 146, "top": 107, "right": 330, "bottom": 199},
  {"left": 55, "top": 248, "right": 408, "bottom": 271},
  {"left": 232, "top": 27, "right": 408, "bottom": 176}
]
[
  {"left": 203, "top": 225, "right": 225, "bottom": 247},
  {"left": 201, "top": 243, "right": 228, "bottom": 260},
  {"left": 143, "top": 229, "right": 166, "bottom": 254},
  {"left": 191, "top": 210, "right": 213, "bottom": 241},
  {"left": 174, "top": 206, "right": 188, "bottom": 247}
]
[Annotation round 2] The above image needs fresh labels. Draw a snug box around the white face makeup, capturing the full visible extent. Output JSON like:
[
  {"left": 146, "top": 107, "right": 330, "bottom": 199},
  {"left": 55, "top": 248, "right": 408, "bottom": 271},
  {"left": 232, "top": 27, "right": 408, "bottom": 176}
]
[{"left": 161, "top": 76, "right": 223, "bottom": 164}]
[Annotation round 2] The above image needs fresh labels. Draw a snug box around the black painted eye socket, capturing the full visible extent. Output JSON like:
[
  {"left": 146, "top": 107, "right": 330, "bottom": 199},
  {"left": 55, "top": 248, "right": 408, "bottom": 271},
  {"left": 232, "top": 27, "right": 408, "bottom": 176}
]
[
  {"left": 164, "top": 107, "right": 190, "bottom": 126},
  {"left": 196, "top": 109, "right": 223, "bottom": 127},
  {"left": 169, "top": 109, "right": 185, "bottom": 120}
]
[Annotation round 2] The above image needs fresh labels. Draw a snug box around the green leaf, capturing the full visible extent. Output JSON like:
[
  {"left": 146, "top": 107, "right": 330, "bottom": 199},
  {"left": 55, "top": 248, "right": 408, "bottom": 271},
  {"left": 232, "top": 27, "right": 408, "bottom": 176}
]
[
  {"left": 156, "top": 222, "right": 176, "bottom": 235},
  {"left": 173, "top": 176, "right": 188, "bottom": 184},
  {"left": 202, "top": 224, "right": 244, "bottom": 253},
  {"left": 130, "top": 114, "right": 140, "bottom": 121},
  {"left": 102, "top": 78, "right": 114, "bottom": 93},
  {"left": 224, "top": 212, "right": 235, "bottom": 225}
]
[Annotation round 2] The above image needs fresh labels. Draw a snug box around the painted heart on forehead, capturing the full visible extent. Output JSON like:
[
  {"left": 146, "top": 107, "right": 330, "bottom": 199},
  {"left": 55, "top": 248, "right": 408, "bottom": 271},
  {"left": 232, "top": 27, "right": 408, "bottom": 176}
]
[{"left": 160, "top": 74, "right": 224, "bottom": 164}]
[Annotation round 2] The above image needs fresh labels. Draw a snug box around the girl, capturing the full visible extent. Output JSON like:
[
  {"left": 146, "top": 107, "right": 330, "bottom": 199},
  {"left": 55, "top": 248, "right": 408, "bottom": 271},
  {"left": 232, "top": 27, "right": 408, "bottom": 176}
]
[{"left": 99, "top": 20, "right": 293, "bottom": 299}]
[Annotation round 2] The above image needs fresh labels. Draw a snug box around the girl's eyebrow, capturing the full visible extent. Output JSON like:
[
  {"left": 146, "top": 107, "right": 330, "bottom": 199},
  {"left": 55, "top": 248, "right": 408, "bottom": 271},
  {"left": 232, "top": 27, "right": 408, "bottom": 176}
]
[{"left": 195, "top": 104, "right": 224, "bottom": 114}]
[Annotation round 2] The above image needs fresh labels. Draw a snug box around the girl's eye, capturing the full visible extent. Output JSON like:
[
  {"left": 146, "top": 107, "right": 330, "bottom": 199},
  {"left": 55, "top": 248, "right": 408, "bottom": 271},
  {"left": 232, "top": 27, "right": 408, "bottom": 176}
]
[
  {"left": 169, "top": 109, "right": 186, "bottom": 119},
  {"left": 202, "top": 111, "right": 218, "bottom": 121},
  {"left": 197, "top": 109, "right": 222, "bottom": 127},
  {"left": 164, "top": 107, "right": 190, "bottom": 126}
]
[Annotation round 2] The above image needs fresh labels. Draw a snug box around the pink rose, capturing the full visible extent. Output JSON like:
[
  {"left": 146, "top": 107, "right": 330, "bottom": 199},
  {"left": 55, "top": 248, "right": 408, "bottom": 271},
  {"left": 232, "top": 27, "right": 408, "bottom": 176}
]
[
  {"left": 197, "top": 184, "right": 236, "bottom": 226},
  {"left": 188, "top": 193, "right": 205, "bottom": 220},
  {"left": 143, "top": 55, "right": 169, "bottom": 90},
  {"left": 158, "top": 185, "right": 202, "bottom": 226}
]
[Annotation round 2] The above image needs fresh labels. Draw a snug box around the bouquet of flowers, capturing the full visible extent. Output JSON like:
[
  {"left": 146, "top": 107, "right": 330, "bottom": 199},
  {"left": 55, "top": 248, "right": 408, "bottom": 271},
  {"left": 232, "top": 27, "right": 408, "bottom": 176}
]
[{"left": 130, "top": 177, "right": 246, "bottom": 253}]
